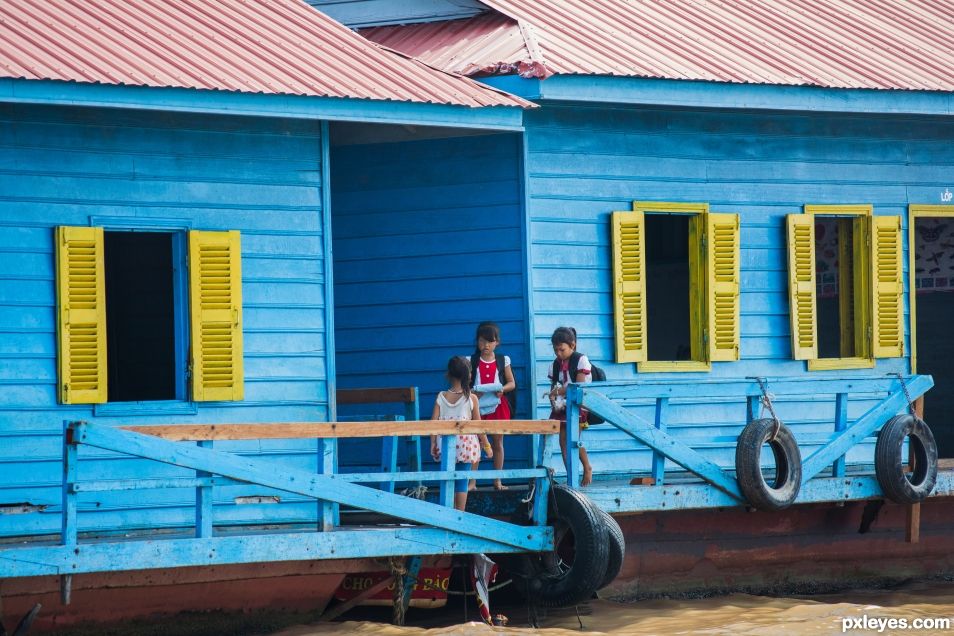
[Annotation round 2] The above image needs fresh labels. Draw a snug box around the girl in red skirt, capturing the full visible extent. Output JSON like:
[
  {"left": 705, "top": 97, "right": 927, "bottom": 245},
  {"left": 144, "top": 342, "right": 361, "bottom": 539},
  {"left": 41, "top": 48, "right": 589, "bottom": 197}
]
[{"left": 469, "top": 321, "right": 516, "bottom": 490}]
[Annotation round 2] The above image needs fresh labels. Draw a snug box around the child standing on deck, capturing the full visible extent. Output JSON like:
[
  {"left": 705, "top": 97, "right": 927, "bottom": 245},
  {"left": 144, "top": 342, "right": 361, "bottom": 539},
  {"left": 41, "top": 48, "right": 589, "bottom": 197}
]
[
  {"left": 548, "top": 327, "right": 594, "bottom": 486},
  {"left": 469, "top": 321, "right": 516, "bottom": 491},
  {"left": 430, "top": 356, "right": 493, "bottom": 511}
]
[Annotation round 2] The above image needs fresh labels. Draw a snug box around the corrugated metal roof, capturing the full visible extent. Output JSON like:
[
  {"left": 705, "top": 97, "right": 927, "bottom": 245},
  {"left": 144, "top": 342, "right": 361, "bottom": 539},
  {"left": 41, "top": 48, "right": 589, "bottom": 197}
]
[
  {"left": 362, "top": 0, "right": 954, "bottom": 91},
  {"left": 0, "top": 0, "right": 530, "bottom": 108}
]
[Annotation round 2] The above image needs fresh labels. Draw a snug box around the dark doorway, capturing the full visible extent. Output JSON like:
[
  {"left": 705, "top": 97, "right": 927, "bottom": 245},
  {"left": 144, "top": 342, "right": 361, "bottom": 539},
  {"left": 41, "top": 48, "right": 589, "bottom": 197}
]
[
  {"left": 645, "top": 214, "right": 692, "bottom": 361},
  {"left": 104, "top": 231, "right": 176, "bottom": 402},
  {"left": 914, "top": 217, "right": 954, "bottom": 457}
]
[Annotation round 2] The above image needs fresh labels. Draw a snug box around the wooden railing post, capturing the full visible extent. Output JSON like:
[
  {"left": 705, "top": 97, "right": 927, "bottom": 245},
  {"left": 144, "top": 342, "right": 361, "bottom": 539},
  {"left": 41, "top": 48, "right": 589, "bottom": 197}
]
[
  {"left": 532, "top": 434, "right": 555, "bottom": 526},
  {"left": 565, "top": 384, "right": 582, "bottom": 488},
  {"left": 196, "top": 440, "right": 213, "bottom": 538},
  {"left": 747, "top": 394, "right": 761, "bottom": 423},
  {"left": 439, "top": 435, "right": 456, "bottom": 508},
  {"left": 62, "top": 420, "right": 78, "bottom": 547},
  {"left": 318, "top": 437, "right": 338, "bottom": 530},
  {"left": 832, "top": 393, "right": 848, "bottom": 477},
  {"left": 652, "top": 398, "right": 668, "bottom": 485},
  {"left": 405, "top": 389, "right": 422, "bottom": 474}
]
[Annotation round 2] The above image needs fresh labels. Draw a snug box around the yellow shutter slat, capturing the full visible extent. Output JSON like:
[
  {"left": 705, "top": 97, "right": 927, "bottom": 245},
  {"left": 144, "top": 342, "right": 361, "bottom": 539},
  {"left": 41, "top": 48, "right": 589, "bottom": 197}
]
[
  {"left": 787, "top": 214, "right": 818, "bottom": 360},
  {"left": 56, "top": 226, "right": 107, "bottom": 404},
  {"left": 612, "top": 211, "right": 647, "bottom": 363},
  {"left": 872, "top": 215, "right": 904, "bottom": 358},
  {"left": 189, "top": 230, "right": 244, "bottom": 401},
  {"left": 707, "top": 213, "right": 741, "bottom": 361}
]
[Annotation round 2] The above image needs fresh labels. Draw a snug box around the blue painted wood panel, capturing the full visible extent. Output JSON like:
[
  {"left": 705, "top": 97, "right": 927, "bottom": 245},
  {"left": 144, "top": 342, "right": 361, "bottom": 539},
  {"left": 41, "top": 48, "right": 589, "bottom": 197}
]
[
  {"left": 525, "top": 102, "right": 951, "bottom": 477},
  {"left": 330, "top": 132, "right": 530, "bottom": 464},
  {"left": 0, "top": 103, "right": 329, "bottom": 537}
]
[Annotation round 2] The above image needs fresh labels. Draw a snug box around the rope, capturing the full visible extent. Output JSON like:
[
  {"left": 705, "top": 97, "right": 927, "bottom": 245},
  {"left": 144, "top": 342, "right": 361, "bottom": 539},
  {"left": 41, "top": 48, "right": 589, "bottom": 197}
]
[
  {"left": 893, "top": 373, "right": 916, "bottom": 416},
  {"left": 389, "top": 557, "right": 408, "bottom": 626},
  {"left": 399, "top": 485, "right": 428, "bottom": 500},
  {"left": 754, "top": 377, "right": 782, "bottom": 442}
]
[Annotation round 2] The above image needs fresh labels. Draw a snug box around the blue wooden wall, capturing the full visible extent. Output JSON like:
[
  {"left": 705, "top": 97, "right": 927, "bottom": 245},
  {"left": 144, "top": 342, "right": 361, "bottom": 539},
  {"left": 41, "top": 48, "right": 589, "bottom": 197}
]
[
  {"left": 525, "top": 102, "right": 949, "bottom": 478},
  {"left": 0, "top": 104, "right": 330, "bottom": 537},
  {"left": 330, "top": 132, "right": 530, "bottom": 468}
]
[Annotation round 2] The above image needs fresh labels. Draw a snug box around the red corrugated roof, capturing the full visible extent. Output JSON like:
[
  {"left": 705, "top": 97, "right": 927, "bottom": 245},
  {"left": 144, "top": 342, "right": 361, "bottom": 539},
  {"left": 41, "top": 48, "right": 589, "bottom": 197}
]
[
  {"left": 0, "top": 0, "right": 530, "bottom": 107},
  {"left": 362, "top": 0, "right": 954, "bottom": 91}
]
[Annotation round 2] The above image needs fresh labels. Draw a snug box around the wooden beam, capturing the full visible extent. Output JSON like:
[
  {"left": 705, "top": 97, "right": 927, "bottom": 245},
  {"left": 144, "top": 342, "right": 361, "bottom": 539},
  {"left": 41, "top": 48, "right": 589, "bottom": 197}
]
[
  {"left": 336, "top": 387, "right": 416, "bottom": 405},
  {"left": 122, "top": 420, "right": 559, "bottom": 441}
]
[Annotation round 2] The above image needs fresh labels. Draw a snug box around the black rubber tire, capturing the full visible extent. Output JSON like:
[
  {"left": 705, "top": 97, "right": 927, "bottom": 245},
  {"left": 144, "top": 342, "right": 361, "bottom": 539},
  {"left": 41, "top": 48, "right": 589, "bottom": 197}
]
[
  {"left": 875, "top": 414, "right": 938, "bottom": 504},
  {"left": 596, "top": 507, "right": 624, "bottom": 590},
  {"left": 512, "top": 484, "right": 609, "bottom": 608},
  {"left": 735, "top": 418, "right": 802, "bottom": 511}
]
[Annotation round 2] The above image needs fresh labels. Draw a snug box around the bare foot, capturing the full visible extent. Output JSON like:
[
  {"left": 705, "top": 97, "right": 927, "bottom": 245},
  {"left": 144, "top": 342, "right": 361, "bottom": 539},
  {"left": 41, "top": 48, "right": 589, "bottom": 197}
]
[
  {"left": 581, "top": 467, "right": 593, "bottom": 487},
  {"left": 493, "top": 481, "right": 509, "bottom": 491},
  {"left": 468, "top": 480, "right": 477, "bottom": 491}
]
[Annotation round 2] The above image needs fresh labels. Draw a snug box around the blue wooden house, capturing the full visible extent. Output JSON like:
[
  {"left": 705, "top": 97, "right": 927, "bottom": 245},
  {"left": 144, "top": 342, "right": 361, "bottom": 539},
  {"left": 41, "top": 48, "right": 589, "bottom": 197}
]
[
  {"left": 4, "top": 0, "right": 954, "bottom": 627},
  {"left": 0, "top": 0, "right": 547, "bottom": 627},
  {"left": 334, "top": 0, "right": 954, "bottom": 590}
]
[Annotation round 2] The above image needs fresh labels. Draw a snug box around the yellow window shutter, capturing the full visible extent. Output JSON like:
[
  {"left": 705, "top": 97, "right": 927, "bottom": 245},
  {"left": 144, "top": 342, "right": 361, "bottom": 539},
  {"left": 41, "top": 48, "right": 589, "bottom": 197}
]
[
  {"left": 871, "top": 215, "right": 904, "bottom": 358},
  {"left": 612, "top": 211, "right": 647, "bottom": 363},
  {"left": 787, "top": 214, "right": 818, "bottom": 360},
  {"left": 707, "top": 213, "right": 741, "bottom": 361},
  {"left": 189, "top": 230, "right": 244, "bottom": 401},
  {"left": 56, "top": 226, "right": 108, "bottom": 404}
]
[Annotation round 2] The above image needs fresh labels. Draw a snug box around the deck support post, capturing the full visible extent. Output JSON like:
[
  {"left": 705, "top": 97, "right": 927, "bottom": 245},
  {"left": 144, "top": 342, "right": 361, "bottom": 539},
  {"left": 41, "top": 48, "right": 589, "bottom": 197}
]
[
  {"left": 395, "top": 556, "right": 422, "bottom": 626},
  {"left": 196, "top": 440, "right": 213, "bottom": 538},
  {"left": 60, "top": 575, "right": 72, "bottom": 605},
  {"left": 907, "top": 397, "right": 925, "bottom": 543}
]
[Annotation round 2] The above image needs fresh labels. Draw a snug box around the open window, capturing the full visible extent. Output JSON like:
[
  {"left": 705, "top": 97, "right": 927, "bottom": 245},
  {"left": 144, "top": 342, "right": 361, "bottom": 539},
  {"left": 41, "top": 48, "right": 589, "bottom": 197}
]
[
  {"left": 786, "top": 205, "right": 903, "bottom": 369},
  {"left": 56, "top": 227, "right": 244, "bottom": 404},
  {"left": 612, "top": 201, "right": 740, "bottom": 371}
]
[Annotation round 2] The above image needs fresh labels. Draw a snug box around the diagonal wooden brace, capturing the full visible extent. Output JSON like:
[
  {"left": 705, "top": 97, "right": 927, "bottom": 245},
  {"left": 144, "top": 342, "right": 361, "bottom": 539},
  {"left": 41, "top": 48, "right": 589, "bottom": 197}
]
[
  {"left": 800, "top": 375, "right": 934, "bottom": 486},
  {"left": 71, "top": 423, "right": 552, "bottom": 552},
  {"left": 580, "top": 391, "right": 744, "bottom": 501}
]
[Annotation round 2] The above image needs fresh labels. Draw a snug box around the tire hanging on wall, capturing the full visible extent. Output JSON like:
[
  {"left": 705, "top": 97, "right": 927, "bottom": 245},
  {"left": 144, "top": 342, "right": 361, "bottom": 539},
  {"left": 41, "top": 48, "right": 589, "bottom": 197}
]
[
  {"left": 511, "top": 484, "right": 608, "bottom": 608},
  {"left": 595, "top": 507, "right": 625, "bottom": 591},
  {"left": 875, "top": 414, "right": 938, "bottom": 504},
  {"left": 735, "top": 417, "right": 802, "bottom": 511}
]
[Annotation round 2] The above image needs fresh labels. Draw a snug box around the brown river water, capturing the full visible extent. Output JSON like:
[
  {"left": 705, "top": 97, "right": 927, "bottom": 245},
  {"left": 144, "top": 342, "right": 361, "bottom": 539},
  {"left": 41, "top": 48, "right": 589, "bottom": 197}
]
[{"left": 272, "top": 580, "right": 954, "bottom": 636}]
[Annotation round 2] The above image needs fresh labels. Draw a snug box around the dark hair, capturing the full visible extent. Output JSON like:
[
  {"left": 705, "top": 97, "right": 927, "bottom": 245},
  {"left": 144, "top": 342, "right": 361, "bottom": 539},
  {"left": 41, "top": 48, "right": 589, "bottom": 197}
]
[
  {"left": 446, "top": 356, "right": 472, "bottom": 398},
  {"left": 474, "top": 321, "right": 501, "bottom": 355},
  {"left": 550, "top": 326, "right": 577, "bottom": 347}
]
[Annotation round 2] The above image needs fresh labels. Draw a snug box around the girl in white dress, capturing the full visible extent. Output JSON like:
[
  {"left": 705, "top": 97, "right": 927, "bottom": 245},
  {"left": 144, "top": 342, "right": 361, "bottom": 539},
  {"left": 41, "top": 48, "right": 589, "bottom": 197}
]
[{"left": 430, "top": 356, "right": 492, "bottom": 511}]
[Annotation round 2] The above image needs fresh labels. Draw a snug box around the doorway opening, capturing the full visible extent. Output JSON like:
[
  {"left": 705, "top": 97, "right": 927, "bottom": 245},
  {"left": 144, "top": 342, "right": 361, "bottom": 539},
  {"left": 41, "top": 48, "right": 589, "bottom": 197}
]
[{"left": 913, "top": 215, "right": 954, "bottom": 457}]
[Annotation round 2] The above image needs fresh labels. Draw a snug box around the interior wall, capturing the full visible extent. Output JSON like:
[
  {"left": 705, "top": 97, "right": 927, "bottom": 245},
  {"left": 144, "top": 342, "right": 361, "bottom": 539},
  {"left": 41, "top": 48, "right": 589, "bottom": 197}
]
[{"left": 330, "top": 132, "right": 528, "bottom": 433}]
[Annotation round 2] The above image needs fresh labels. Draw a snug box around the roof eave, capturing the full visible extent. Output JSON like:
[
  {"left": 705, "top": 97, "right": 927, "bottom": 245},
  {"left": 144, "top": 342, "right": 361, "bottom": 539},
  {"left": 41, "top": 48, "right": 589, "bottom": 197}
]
[
  {"left": 479, "top": 74, "right": 954, "bottom": 117},
  {"left": 1, "top": 78, "right": 527, "bottom": 130}
]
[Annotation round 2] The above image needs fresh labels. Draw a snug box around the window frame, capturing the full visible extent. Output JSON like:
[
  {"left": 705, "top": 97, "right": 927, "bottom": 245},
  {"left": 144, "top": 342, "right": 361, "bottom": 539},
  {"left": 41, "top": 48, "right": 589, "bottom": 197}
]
[
  {"left": 802, "top": 204, "right": 875, "bottom": 371},
  {"left": 633, "top": 201, "right": 712, "bottom": 373}
]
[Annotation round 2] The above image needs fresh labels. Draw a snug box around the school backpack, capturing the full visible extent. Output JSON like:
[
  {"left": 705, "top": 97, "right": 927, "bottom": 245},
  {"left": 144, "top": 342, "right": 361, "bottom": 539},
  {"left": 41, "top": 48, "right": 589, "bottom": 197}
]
[
  {"left": 551, "top": 352, "right": 606, "bottom": 424},
  {"left": 470, "top": 353, "right": 517, "bottom": 416}
]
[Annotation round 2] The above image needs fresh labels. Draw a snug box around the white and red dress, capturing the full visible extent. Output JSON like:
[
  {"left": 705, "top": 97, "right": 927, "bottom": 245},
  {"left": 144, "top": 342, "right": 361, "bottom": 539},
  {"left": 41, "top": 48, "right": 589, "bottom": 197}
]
[{"left": 474, "top": 355, "right": 511, "bottom": 421}]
